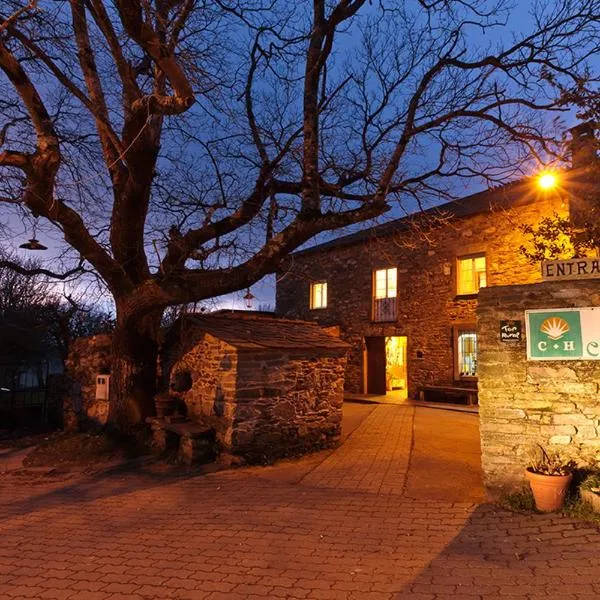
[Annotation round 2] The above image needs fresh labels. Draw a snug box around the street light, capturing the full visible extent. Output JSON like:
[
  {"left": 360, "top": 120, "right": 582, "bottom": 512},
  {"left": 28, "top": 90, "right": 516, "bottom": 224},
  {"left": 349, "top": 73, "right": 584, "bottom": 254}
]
[{"left": 538, "top": 171, "right": 558, "bottom": 190}]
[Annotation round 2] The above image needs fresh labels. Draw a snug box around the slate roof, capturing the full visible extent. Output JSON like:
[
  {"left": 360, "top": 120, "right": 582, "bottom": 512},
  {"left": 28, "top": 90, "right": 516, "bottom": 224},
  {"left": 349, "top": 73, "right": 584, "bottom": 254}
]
[
  {"left": 182, "top": 312, "right": 349, "bottom": 351},
  {"left": 294, "top": 177, "right": 533, "bottom": 257}
]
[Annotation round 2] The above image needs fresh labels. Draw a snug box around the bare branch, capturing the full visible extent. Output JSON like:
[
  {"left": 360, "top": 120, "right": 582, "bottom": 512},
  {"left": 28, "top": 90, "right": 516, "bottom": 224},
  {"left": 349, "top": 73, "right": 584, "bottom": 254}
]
[
  {"left": 0, "top": 258, "right": 85, "bottom": 281},
  {"left": 0, "top": 0, "right": 37, "bottom": 32}
]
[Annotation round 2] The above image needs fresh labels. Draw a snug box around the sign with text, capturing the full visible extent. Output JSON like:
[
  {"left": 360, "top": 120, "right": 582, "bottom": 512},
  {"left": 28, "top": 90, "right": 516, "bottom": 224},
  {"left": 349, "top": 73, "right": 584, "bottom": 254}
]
[
  {"left": 500, "top": 320, "right": 522, "bottom": 343},
  {"left": 541, "top": 257, "right": 600, "bottom": 281},
  {"left": 526, "top": 308, "right": 600, "bottom": 360}
]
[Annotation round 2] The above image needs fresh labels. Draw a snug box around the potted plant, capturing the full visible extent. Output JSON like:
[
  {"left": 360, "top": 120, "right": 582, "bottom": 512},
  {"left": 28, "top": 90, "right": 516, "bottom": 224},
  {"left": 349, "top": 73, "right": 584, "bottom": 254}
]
[
  {"left": 525, "top": 445, "right": 576, "bottom": 512},
  {"left": 580, "top": 473, "right": 600, "bottom": 514}
]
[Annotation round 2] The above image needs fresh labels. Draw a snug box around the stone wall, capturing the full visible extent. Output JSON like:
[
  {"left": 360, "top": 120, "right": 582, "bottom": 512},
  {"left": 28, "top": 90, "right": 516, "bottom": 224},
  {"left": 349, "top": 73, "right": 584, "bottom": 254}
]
[
  {"left": 277, "top": 194, "right": 565, "bottom": 397},
  {"left": 64, "top": 334, "right": 112, "bottom": 431},
  {"left": 477, "top": 281, "right": 600, "bottom": 496},
  {"left": 233, "top": 350, "right": 345, "bottom": 460},
  {"left": 167, "top": 332, "right": 239, "bottom": 445},
  {"left": 168, "top": 336, "right": 346, "bottom": 461}
]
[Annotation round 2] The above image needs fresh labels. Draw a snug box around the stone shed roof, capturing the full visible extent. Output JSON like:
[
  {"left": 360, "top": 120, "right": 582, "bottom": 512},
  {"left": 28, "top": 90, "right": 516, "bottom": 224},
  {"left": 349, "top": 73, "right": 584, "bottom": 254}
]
[{"left": 182, "top": 312, "right": 349, "bottom": 351}]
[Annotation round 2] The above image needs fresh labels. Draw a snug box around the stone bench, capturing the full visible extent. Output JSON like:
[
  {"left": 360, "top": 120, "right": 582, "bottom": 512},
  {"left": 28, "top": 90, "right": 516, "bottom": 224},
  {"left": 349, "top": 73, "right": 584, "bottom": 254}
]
[
  {"left": 146, "top": 416, "right": 216, "bottom": 465},
  {"left": 419, "top": 385, "right": 478, "bottom": 406}
]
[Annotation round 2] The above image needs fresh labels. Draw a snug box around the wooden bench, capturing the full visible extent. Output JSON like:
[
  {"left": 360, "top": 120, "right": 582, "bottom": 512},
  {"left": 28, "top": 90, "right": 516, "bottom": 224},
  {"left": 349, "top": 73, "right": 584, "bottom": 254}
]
[
  {"left": 146, "top": 416, "right": 216, "bottom": 465},
  {"left": 419, "top": 385, "right": 478, "bottom": 406}
]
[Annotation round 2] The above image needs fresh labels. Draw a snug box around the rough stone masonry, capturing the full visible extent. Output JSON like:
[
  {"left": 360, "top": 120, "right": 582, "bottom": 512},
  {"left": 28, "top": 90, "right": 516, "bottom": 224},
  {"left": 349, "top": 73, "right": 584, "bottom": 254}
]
[
  {"left": 477, "top": 279, "right": 600, "bottom": 496},
  {"left": 163, "top": 313, "right": 349, "bottom": 462}
]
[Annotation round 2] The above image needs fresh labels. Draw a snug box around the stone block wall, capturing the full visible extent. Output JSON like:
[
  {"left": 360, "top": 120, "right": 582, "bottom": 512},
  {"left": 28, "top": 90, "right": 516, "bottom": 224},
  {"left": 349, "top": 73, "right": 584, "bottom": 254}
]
[
  {"left": 277, "top": 195, "right": 565, "bottom": 397},
  {"left": 477, "top": 281, "right": 600, "bottom": 496},
  {"left": 64, "top": 334, "right": 112, "bottom": 430},
  {"left": 167, "top": 332, "right": 239, "bottom": 445},
  {"left": 233, "top": 351, "right": 345, "bottom": 460}
]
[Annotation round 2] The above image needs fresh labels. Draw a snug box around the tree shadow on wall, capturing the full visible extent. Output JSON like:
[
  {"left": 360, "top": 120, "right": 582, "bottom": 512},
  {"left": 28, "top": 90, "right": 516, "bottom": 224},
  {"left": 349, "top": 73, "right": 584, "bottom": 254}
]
[{"left": 391, "top": 504, "right": 600, "bottom": 599}]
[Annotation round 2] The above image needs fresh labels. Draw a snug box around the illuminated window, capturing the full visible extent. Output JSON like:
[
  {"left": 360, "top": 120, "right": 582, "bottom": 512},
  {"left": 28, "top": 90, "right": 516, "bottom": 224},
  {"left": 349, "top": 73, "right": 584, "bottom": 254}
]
[
  {"left": 372, "top": 268, "right": 398, "bottom": 322},
  {"left": 456, "top": 328, "right": 477, "bottom": 378},
  {"left": 457, "top": 255, "right": 486, "bottom": 295},
  {"left": 310, "top": 282, "right": 327, "bottom": 309},
  {"left": 373, "top": 268, "right": 397, "bottom": 299}
]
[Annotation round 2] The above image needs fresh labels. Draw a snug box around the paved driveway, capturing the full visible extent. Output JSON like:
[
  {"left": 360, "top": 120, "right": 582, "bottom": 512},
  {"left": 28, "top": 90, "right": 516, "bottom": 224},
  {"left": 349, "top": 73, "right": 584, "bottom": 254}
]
[{"left": 0, "top": 405, "right": 598, "bottom": 600}]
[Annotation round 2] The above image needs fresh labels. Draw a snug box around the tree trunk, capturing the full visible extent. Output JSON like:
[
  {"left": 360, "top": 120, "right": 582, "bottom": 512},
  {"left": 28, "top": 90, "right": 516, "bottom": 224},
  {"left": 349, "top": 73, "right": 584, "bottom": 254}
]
[{"left": 107, "top": 309, "right": 162, "bottom": 431}]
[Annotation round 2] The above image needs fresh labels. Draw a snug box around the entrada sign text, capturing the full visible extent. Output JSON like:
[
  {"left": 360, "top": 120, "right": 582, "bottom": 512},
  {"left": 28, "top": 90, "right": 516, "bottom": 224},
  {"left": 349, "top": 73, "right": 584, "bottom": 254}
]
[{"left": 542, "top": 257, "right": 600, "bottom": 281}]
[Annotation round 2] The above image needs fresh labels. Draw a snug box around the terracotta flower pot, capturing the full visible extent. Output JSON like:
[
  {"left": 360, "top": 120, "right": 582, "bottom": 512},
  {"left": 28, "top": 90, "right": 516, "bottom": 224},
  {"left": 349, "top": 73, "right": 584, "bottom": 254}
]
[{"left": 525, "top": 469, "right": 572, "bottom": 512}]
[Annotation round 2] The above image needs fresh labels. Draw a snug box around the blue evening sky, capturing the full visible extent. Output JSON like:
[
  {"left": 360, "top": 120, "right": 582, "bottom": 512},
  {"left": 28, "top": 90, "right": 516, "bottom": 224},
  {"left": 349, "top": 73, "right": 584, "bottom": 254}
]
[{"left": 3, "top": 1, "right": 597, "bottom": 313}]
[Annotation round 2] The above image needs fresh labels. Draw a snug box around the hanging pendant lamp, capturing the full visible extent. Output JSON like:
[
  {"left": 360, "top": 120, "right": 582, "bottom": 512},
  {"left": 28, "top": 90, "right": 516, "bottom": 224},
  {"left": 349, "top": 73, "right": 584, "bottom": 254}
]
[{"left": 19, "top": 218, "right": 48, "bottom": 251}]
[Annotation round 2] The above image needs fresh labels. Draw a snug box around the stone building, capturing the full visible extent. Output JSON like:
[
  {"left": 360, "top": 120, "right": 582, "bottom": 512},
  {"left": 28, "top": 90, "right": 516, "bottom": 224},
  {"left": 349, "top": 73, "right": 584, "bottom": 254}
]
[
  {"left": 162, "top": 312, "right": 348, "bottom": 461},
  {"left": 276, "top": 126, "right": 598, "bottom": 403}
]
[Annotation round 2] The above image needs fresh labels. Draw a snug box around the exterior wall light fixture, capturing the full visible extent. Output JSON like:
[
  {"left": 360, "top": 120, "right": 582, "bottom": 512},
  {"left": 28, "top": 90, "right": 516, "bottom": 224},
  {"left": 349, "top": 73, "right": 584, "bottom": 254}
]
[{"left": 538, "top": 171, "right": 558, "bottom": 190}]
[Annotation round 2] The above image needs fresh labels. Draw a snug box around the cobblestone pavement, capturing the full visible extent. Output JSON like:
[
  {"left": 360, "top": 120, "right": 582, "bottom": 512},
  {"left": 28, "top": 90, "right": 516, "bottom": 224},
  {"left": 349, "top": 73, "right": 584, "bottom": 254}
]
[
  {"left": 301, "top": 406, "right": 413, "bottom": 495},
  {"left": 0, "top": 405, "right": 599, "bottom": 600}
]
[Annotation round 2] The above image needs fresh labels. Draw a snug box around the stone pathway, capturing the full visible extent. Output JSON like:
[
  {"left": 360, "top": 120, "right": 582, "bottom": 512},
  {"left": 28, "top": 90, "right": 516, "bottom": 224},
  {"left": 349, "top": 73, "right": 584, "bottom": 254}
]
[
  {"left": 301, "top": 405, "right": 413, "bottom": 495},
  {"left": 0, "top": 405, "right": 598, "bottom": 600}
]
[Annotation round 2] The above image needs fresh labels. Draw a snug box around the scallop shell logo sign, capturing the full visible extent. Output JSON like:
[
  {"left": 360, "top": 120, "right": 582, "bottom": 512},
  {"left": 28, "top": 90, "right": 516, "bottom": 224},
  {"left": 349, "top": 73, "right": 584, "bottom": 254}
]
[
  {"left": 540, "top": 317, "right": 570, "bottom": 340},
  {"left": 526, "top": 310, "right": 583, "bottom": 360}
]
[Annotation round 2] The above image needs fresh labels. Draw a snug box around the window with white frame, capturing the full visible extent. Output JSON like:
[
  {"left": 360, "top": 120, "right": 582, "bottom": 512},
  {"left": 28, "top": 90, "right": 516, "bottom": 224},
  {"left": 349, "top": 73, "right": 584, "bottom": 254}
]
[
  {"left": 456, "top": 328, "right": 478, "bottom": 378},
  {"left": 310, "top": 281, "right": 327, "bottom": 309},
  {"left": 457, "top": 254, "right": 486, "bottom": 295},
  {"left": 373, "top": 268, "right": 397, "bottom": 299},
  {"left": 372, "top": 268, "right": 398, "bottom": 322}
]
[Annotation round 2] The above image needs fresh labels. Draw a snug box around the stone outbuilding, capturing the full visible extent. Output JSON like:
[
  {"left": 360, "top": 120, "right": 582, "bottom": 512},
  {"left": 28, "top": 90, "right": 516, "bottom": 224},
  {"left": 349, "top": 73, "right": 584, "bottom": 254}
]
[
  {"left": 162, "top": 312, "right": 349, "bottom": 461},
  {"left": 63, "top": 334, "right": 112, "bottom": 431}
]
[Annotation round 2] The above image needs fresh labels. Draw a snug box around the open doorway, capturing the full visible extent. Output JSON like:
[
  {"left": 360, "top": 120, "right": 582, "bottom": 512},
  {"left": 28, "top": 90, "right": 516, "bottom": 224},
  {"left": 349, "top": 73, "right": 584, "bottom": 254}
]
[
  {"left": 364, "top": 336, "right": 408, "bottom": 400},
  {"left": 386, "top": 336, "right": 407, "bottom": 400}
]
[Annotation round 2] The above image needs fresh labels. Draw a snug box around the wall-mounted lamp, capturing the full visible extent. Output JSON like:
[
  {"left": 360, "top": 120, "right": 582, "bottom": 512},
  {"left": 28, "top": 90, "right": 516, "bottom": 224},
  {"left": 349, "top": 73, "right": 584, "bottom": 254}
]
[{"left": 538, "top": 171, "right": 558, "bottom": 190}]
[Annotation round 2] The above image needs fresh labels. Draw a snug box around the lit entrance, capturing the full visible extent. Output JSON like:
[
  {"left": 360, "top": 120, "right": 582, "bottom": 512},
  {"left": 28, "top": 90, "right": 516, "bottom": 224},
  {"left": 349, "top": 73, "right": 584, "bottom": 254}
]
[
  {"left": 386, "top": 336, "right": 408, "bottom": 399},
  {"left": 364, "top": 336, "right": 408, "bottom": 400}
]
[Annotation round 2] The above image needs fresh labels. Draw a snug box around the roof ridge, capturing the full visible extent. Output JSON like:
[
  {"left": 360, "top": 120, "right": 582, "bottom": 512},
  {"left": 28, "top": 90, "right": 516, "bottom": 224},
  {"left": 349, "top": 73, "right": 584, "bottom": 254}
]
[
  {"left": 186, "top": 312, "right": 320, "bottom": 327},
  {"left": 291, "top": 176, "right": 535, "bottom": 257}
]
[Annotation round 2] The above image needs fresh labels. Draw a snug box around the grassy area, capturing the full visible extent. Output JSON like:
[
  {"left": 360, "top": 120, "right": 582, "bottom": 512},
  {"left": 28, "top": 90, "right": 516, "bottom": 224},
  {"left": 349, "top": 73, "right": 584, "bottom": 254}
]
[
  {"left": 23, "top": 430, "right": 152, "bottom": 469},
  {"left": 500, "top": 487, "right": 600, "bottom": 525},
  {"left": 563, "top": 493, "right": 600, "bottom": 524},
  {"left": 499, "top": 488, "right": 536, "bottom": 512}
]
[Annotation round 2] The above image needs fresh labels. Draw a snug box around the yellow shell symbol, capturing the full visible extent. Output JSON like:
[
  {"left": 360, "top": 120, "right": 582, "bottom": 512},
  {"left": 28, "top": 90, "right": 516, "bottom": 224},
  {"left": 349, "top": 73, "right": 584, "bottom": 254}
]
[{"left": 540, "top": 317, "right": 570, "bottom": 340}]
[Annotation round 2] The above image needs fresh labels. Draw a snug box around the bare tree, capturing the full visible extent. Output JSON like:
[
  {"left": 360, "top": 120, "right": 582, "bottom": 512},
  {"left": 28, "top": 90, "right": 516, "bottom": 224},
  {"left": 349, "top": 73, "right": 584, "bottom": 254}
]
[{"left": 1, "top": 0, "right": 599, "bottom": 429}]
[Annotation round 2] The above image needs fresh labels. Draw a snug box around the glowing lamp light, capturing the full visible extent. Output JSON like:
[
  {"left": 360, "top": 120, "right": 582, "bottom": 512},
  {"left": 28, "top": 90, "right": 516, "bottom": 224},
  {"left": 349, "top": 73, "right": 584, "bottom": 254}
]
[{"left": 538, "top": 172, "right": 557, "bottom": 190}]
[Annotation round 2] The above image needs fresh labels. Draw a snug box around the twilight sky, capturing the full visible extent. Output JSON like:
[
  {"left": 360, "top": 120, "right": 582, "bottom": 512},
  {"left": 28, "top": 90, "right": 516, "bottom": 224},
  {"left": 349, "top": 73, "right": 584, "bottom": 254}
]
[{"left": 1, "top": 1, "right": 597, "bottom": 313}]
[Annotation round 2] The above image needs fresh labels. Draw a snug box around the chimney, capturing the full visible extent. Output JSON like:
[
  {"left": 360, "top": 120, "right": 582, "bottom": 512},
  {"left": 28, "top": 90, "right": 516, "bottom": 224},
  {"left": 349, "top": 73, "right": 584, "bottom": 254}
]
[{"left": 568, "top": 122, "right": 599, "bottom": 170}]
